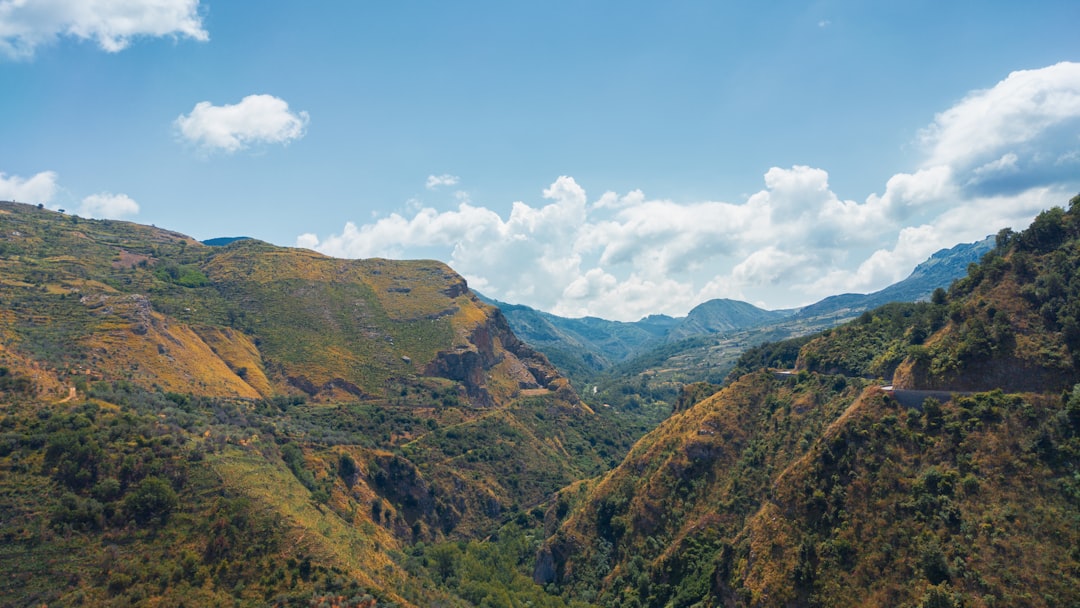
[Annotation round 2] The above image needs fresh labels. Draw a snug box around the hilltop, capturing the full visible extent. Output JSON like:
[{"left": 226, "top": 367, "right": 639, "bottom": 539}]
[
  {"left": 0, "top": 201, "right": 656, "bottom": 607},
  {"left": 0, "top": 200, "right": 571, "bottom": 406}
]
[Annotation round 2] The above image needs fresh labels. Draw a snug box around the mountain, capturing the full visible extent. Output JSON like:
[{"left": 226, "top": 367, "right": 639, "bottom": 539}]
[
  {"left": 0, "top": 201, "right": 572, "bottom": 407},
  {"left": 5, "top": 195, "right": 1078, "bottom": 607},
  {"left": 794, "top": 235, "right": 995, "bottom": 319},
  {"left": 487, "top": 237, "right": 994, "bottom": 392},
  {"left": 667, "top": 299, "right": 790, "bottom": 341},
  {"left": 0, "top": 201, "right": 657, "bottom": 607},
  {"left": 201, "top": 236, "right": 252, "bottom": 247},
  {"left": 483, "top": 296, "right": 789, "bottom": 382},
  {"left": 477, "top": 295, "right": 681, "bottom": 377},
  {"left": 534, "top": 196, "right": 1080, "bottom": 606}
]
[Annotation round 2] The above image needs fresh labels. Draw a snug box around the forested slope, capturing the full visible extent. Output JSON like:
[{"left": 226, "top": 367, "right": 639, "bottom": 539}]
[{"left": 536, "top": 195, "right": 1080, "bottom": 607}]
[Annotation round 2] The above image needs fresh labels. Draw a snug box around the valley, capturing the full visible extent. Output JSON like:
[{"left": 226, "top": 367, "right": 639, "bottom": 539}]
[{"left": 1, "top": 197, "right": 1078, "bottom": 607}]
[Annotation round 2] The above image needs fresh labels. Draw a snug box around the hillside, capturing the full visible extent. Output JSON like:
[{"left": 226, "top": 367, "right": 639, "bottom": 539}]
[
  {"left": 4, "top": 196, "right": 1078, "bottom": 607},
  {"left": 534, "top": 196, "right": 1080, "bottom": 607},
  {"left": 0, "top": 201, "right": 657, "bottom": 607}
]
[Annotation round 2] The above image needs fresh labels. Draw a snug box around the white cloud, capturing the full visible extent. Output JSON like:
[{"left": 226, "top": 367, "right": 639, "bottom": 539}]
[
  {"left": 972, "top": 153, "right": 1019, "bottom": 179},
  {"left": 0, "top": 170, "right": 58, "bottom": 204},
  {"left": 731, "top": 247, "right": 808, "bottom": 287},
  {"left": 174, "top": 94, "right": 309, "bottom": 154},
  {"left": 0, "top": 0, "right": 207, "bottom": 59},
  {"left": 593, "top": 189, "right": 645, "bottom": 210},
  {"left": 920, "top": 62, "right": 1080, "bottom": 186},
  {"left": 78, "top": 192, "right": 139, "bottom": 218},
  {"left": 298, "top": 63, "right": 1080, "bottom": 321},
  {"left": 426, "top": 174, "right": 460, "bottom": 190}
]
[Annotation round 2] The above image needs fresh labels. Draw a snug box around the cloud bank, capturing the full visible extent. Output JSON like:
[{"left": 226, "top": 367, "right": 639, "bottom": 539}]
[
  {"left": 0, "top": 0, "right": 207, "bottom": 59},
  {"left": 175, "top": 94, "right": 309, "bottom": 154},
  {"left": 300, "top": 62, "right": 1080, "bottom": 321}
]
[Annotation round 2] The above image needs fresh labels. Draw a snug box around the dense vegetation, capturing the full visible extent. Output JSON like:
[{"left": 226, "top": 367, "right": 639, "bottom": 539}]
[
  {"left": 535, "top": 195, "right": 1080, "bottom": 606},
  {"left": 1, "top": 372, "right": 670, "bottom": 606},
  {"left": 0, "top": 386, "right": 409, "bottom": 606}
]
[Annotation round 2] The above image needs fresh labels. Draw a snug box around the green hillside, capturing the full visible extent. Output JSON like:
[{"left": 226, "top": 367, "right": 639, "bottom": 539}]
[{"left": 535, "top": 195, "right": 1080, "bottom": 607}]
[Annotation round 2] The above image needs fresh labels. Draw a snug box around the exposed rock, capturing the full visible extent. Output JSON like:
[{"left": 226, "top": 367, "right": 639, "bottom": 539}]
[
  {"left": 442, "top": 277, "right": 468, "bottom": 298},
  {"left": 424, "top": 304, "right": 578, "bottom": 407},
  {"left": 287, "top": 375, "right": 319, "bottom": 395}
]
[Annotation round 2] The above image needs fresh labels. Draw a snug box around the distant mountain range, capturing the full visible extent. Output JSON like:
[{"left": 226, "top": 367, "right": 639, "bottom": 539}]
[
  {"left": 793, "top": 236, "right": 995, "bottom": 319},
  {"left": 201, "top": 236, "right": 251, "bottom": 247},
  {"left": 482, "top": 235, "right": 994, "bottom": 383}
]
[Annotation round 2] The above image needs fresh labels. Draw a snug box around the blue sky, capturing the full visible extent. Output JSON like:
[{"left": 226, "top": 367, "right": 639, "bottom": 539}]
[{"left": 2, "top": 1, "right": 1080, "bottom": 320}]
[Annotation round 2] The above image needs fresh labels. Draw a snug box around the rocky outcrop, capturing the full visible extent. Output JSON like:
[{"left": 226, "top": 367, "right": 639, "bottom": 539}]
[{"left": 425, "top": 303, "right": 577, "bottom": 407}]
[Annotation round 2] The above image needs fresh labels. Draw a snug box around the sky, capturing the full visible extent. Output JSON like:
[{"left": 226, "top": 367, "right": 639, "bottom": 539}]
[{"left": 2, "top": 2, "right": 1080, "bottom": 321}]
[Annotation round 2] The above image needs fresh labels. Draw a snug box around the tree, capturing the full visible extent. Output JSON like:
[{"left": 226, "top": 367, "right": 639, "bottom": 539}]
[
  {"left": 1019, "top": 207, "right": 1066, "bottom": 252},
  {"left": 931, "top": 287, "right": 947, "bottom": 306},
  {"left": 124, "top": 476, "right": 178, "bottom": 525}
]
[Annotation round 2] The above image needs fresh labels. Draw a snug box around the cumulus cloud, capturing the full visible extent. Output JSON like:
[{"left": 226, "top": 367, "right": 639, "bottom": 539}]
[
  {"left": 920, "top": 62, "right": 1080, "bottom": 190},
  {"left": 426, "top": 174, "right": 460, "bottom": 190},
  {"left": 174, "top": 94, "right": 309, "bottom": 154},
  {"left": 298, "top": 63, "right": 1080, "bottom": 321},
  {"left": 0, "top": 0, "right": 207, "bottom": 59},
  {"left": 0, "top": 170, "right": 59, "bottom": 204},
  {"left": 78, "top": 192, "right": 139, "bottom": 219}
]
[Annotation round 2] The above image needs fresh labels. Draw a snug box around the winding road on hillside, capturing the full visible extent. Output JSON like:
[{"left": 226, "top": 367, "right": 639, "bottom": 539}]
[
  {"left": 772, "top": 370, "right": 972, "bottom": 410},
  {"left": 878, "top": 386, "right": 971, "bottom": 409}
]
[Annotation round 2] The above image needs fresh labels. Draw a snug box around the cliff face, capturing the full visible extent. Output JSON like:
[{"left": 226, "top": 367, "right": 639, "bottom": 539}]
[{"left": 425, "top": 305, "right": 573, "bottom": 408}]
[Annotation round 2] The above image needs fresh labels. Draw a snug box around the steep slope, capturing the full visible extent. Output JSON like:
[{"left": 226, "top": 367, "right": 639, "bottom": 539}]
[
  {"left": 536, "top": 196, "right": 1080, "bottom": 607},
  {"left": 796, "top": 208, "right": 1080, "bottom": 394}
]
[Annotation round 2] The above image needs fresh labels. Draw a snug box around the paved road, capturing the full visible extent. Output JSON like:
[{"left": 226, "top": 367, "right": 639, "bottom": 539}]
[
  {"left": 879, "top": 387, "right": 969, "bottom": 410},
  {"left": 771, "top": 370, "right": 970, "bottom": 410}
]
